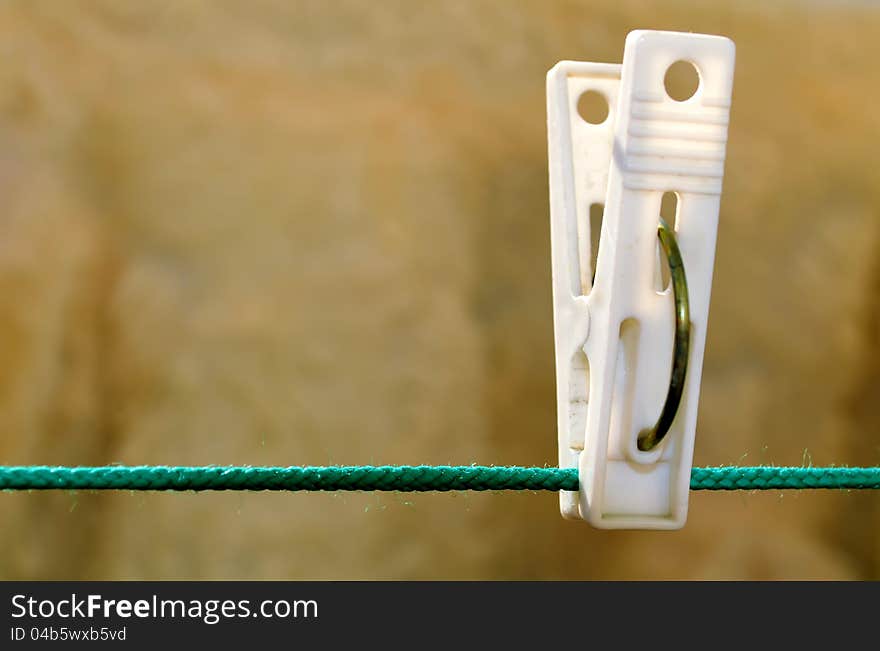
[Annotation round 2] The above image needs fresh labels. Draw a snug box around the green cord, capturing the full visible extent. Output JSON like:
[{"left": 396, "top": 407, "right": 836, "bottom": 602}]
[
  {"left": 0, "top": 464, "right": 879, "bottom": 492},
  {"left": 0, "top": 465, "right": 571, "bottom": 492}
]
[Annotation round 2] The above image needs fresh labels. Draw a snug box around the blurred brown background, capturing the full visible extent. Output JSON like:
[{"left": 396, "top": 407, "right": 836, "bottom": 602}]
[{"left": 0, "top": 0, "right": 878, "bottom": 579}]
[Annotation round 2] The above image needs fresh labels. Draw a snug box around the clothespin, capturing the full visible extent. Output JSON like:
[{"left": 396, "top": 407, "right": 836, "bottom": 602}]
[{"left": 546, "top": 30, "right": 735, "bottom": 529}]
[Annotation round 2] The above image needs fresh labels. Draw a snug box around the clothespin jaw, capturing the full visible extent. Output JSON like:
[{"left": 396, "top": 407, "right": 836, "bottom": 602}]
[{"left": 547, "top": 30, "right": 735, "bottom": 529}]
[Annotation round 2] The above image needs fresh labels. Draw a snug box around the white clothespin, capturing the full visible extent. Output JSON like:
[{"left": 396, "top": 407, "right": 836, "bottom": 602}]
[{"left": 547, "top": 30, "right": 735, "bottom": 529}]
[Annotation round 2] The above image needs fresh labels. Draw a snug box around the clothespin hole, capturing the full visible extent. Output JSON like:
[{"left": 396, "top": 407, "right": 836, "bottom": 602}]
[
  {"left": 587, "top": 202, "right": 604, "bottom": 289},
  {"left": 654, "top": 192, "right": 679, "bottom": 292},
  {"left": 663, "top": 60, "right": 700, "bottom": 102},
  {"left": 576, "top": 90, "right": 609, "bottom": 124}
]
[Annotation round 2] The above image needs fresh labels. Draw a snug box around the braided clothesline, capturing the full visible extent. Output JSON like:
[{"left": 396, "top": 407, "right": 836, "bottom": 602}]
[{"left": 1, "top": 464, "right": 879, "bottom": 492}]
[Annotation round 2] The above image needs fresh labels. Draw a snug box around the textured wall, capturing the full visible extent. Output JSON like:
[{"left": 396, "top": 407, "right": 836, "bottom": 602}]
[{"left": 0, "top": 0, "right": 878, "bottom": 579}]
